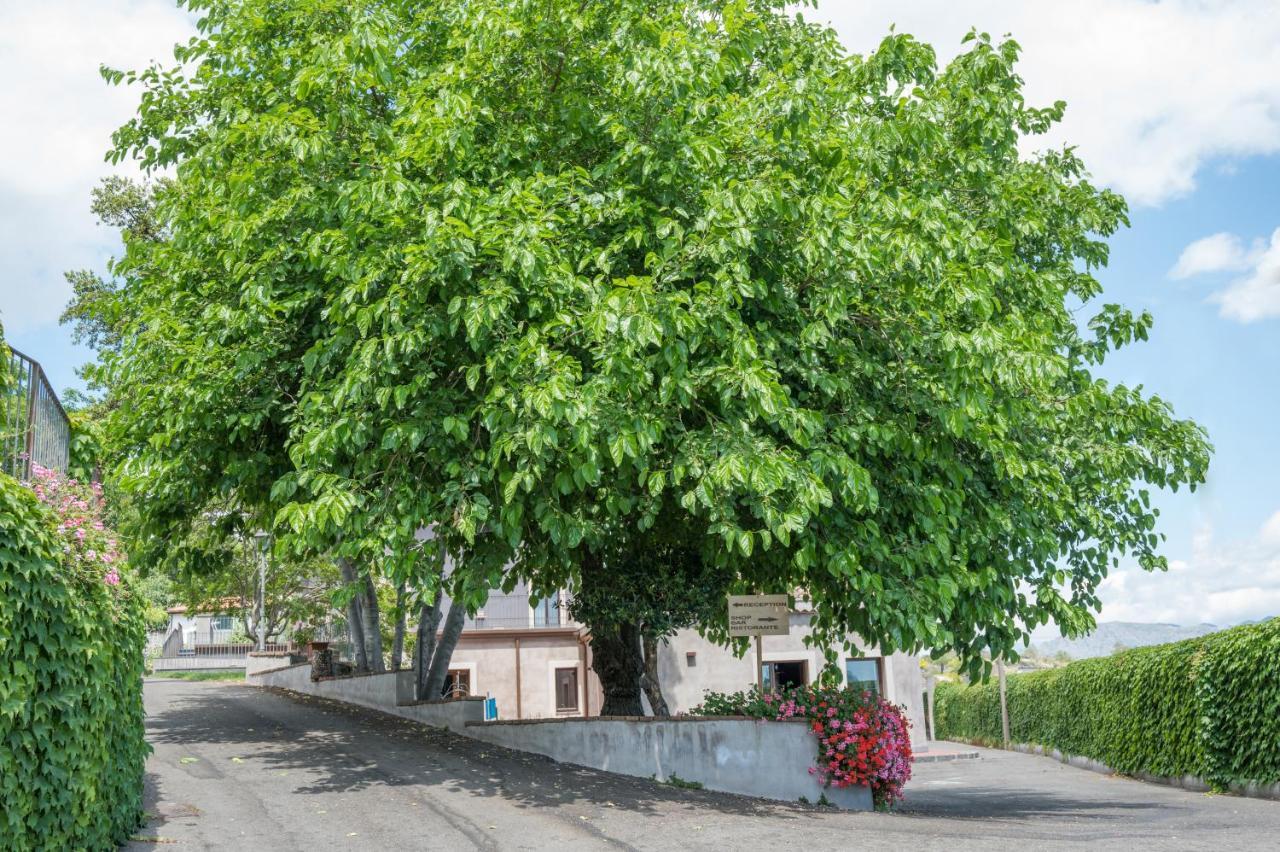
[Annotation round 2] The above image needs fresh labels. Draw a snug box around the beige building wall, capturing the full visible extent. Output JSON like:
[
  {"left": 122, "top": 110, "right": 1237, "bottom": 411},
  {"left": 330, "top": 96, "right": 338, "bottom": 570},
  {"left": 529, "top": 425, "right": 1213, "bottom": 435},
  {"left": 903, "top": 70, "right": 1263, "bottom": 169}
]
[
  {"left": 653, "top": 614, "right": 928, "bottom": 744},
  {"left": 451, "top": 629, "right": 602, "bottom": 720},
  {"left": 443, "top": 615, "right": 927, "bottom": 743}
]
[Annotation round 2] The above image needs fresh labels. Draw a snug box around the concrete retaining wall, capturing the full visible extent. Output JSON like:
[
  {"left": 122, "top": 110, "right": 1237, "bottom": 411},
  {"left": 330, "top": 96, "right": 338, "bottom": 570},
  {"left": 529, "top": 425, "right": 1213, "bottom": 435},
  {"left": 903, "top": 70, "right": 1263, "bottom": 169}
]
[
  {"left": 395, "top": 697, "right": 487, "bottom": 731},
  {"left": 247, "top": 664, "right": 485, "bottom": 732},
  {"left": 245, "top": 652, "right": 305, "bottom": 677},
  {"left": 465, "top": 717, "right": 872, "bottom": 809},
  {"left": 249, "top": 663, "right": 871, "bottom": 809}
]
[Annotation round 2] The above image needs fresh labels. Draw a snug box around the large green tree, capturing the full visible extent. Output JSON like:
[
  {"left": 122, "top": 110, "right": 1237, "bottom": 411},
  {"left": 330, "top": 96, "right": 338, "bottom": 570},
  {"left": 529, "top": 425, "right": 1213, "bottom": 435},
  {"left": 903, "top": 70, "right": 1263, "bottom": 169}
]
[{"left": 104, "top": 0, "right": 1208, "bottom": 713}]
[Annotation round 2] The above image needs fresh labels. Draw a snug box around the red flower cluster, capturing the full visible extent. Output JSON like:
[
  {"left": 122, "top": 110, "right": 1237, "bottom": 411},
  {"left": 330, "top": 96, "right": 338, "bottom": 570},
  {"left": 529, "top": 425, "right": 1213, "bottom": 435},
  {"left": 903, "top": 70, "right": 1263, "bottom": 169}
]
[{"left": 766, "top": 685, "right": 913, "bottom": 808}]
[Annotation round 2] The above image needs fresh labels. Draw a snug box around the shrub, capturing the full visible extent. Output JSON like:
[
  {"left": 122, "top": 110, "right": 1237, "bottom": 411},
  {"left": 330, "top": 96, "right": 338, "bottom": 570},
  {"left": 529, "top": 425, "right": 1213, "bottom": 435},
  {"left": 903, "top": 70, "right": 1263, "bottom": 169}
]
[
  {"left": 692, "top": 685, "right": 913, "bottom": 808},
  {"left": 0, "top": 467, "right": 148, "bottom": 849},
  {"left": 934, "top": 618, "right": 1280, "bottom": 789}
]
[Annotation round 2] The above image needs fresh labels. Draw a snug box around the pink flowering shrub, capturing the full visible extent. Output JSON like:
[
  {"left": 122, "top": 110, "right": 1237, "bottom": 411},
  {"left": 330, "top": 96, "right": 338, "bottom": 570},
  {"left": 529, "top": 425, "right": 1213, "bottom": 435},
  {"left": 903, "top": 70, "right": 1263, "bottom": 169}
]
[
  {"left": 692, "top": 684, "right": 914, "bottom": 808},
  {"left": 27, "top": 462, "right": 125, "bottom": 592},
  {"left": 2, "top": 462, "right": 148, "bottom": 846}
]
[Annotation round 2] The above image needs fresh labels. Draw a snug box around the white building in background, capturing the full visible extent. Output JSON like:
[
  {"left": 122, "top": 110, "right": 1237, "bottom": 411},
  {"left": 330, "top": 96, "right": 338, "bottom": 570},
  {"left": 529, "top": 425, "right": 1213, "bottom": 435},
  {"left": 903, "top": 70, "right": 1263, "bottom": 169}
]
[{"left": 420, "top": 586, "right": 929, "bottom": 745}]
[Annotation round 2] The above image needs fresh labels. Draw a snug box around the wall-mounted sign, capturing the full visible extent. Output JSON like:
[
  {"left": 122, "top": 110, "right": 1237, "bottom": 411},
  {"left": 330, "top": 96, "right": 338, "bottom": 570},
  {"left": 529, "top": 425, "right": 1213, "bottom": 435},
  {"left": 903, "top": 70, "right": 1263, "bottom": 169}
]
[{"left": 727, "top": 594, "right": 790, "bottom": 637}]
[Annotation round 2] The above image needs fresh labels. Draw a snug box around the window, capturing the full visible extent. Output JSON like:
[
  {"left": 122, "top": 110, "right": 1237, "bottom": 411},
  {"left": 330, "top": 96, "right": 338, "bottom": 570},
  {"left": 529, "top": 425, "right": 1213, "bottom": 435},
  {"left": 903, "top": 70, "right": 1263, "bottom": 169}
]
[
  {"left": 532, "top": 594, "right": 560, "bottom": 627},
  {"left": 761, "top": 660, "right": 808, "bottom": 691},
  {"left": 441, "top": 669, "right": 471, "bottom": 699},
  {"left": 211, "top": 615, "right": 234, "bottom": 631},
  {"left": 555, "top": 667, "right": 579, "bottom": 712},
  {"left": 845, "top": 658, "right": 882, "bottom": 697}
]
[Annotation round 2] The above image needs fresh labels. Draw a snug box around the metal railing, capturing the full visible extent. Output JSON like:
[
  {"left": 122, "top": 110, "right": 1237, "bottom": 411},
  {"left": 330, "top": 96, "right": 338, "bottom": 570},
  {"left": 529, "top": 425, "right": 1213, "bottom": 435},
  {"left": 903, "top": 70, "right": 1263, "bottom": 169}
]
[
  {"left": 2, "top": 347, "right": 70, "bottom": 479},
  {"left": 465, "top": 592, "right": 571, "bottom": 630}
]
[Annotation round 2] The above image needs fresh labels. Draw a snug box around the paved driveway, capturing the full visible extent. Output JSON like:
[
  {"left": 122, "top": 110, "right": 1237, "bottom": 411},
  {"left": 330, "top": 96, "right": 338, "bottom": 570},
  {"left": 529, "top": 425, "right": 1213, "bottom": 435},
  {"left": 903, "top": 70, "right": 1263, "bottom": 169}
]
[{"left": 129, "top": 679, "right": 1280, "bottom": 850}]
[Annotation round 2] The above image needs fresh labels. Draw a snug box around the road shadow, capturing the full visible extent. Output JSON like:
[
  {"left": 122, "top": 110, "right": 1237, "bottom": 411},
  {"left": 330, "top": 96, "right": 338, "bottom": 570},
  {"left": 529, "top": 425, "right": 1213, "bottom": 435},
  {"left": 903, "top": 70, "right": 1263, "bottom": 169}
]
[
  {"left": 121, "top": 770, "right": 202, "bottom": 849},
  {"left": 142, "top": 682, "right": 816, "bottom": 822},
  {"left": 897, "top": 784, "right": 1177, "bottom": 822}
]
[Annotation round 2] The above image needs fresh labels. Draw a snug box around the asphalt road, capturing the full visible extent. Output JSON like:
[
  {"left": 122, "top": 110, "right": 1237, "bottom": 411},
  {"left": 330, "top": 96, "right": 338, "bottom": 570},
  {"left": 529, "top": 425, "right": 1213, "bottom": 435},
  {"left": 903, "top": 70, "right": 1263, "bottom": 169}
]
[{"left": 130, "top": 679, "right": 1280, "bottom": 851}]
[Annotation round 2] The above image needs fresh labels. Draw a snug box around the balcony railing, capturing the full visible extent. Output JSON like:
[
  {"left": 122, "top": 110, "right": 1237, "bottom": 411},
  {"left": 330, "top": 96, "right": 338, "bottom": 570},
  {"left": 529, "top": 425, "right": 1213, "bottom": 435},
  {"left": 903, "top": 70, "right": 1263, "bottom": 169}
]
[
  {"left": 2, "top": 347, "right": 70, "bottom": 480},
  {"left": 465, "top": 592, "right": 572, "bottom": 630}
]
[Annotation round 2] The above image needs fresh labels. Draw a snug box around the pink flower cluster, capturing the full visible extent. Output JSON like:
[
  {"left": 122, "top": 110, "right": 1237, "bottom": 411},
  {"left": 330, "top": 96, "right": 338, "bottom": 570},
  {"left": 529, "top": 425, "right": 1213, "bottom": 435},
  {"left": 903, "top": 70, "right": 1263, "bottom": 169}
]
[
  {"left": 763, "top": 685, "right": 914, "bottom": 808},
  {"left": 27, "top": 463, "right": 124, "bottom": 589}
]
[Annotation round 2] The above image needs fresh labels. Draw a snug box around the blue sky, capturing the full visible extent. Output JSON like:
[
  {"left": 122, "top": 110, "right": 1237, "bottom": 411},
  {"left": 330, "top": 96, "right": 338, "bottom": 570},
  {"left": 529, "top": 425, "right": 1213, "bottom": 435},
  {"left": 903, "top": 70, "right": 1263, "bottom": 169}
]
[{"left": 3, "top": 1, "right": 1278, "bottom": 627}]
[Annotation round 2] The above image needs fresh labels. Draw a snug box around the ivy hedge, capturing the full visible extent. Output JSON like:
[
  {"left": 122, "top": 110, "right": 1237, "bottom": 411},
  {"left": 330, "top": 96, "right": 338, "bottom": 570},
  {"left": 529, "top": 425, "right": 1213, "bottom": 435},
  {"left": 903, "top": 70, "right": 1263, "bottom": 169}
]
[
  {"left": 934, "top": 618, "right": 1280, "bottom": 789},
  {"left": 0, "top": 472, "right": 148, "bottom": 849}
]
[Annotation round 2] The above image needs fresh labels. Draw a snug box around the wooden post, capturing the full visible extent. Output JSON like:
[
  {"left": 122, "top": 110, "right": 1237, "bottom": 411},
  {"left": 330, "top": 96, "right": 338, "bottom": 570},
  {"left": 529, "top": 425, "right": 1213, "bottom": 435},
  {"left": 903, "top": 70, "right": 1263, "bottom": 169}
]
[
  {"left": 926, "top": 675, "right": 936, "bottom": 741},
  {"left": 578, "top": 635, "right": 589, "bottom": 718},
  {"left": 514, "top": 637, "right": 522, "bottom": 719},
  {"left": 755, "top": 634, "right": 764, "bottom": 693},
  {"left": 997, "top": 657, "right": 1010, "bottom": 748}
]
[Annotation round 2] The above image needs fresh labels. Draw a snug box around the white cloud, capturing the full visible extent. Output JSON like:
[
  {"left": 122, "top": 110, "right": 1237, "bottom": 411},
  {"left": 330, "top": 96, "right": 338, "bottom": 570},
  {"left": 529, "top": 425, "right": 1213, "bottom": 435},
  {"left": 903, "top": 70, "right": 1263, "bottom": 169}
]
[
  {"left": 1171, "top": 227, "right": 1280, "bottom": 322},
  {"left": 1261, "top": 510, "right": 1280, "bottom": 547},
  {"left": 0, "top": 1, "right": 194, "bottom": 335},
  {"left": 1095, "top": 516, "right": 1280, "bottom": 626},
  {"left": 1169, "top": 232, "right": 1256, "bottom": 279},
  {"left": 813, "top": 0, "right": 1280, "bottom": 207},
  {"left": 1210, "top": 228, "right": 1280, "bottom": 323},
  {"left": 6, "top": 3, "right": 1280, "bottom": 333}
]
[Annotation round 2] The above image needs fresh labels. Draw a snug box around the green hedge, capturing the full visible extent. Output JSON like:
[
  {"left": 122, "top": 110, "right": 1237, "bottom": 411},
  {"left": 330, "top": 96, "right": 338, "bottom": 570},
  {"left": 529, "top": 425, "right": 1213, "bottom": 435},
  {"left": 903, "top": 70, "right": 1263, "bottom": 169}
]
[
  {"left": 0, "top": 474, "right": 148, "bottom": 849},
  {"left": 935, "top": 618, "right": 1280, "bottom": 788}
]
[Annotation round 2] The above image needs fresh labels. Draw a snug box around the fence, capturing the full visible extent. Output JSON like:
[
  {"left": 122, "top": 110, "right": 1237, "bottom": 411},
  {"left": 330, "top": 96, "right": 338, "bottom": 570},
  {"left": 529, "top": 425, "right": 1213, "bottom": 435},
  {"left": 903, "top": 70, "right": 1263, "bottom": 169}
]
[
  {"left": 465, "top": 592, "right": 570, "bottom": 630},
  {"left": 151, "top": 640, "right": 299, "bottom": 672},
  {"left": 2, "top": 347, "right": 70, "bottom": 480}
]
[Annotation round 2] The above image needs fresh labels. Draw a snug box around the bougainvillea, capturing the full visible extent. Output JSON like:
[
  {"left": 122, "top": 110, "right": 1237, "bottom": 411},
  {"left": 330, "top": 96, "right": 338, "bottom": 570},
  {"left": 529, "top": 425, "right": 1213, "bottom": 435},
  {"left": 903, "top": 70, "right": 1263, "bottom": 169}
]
[
  {"left": 693, "top": 685, "right": 913, "bottom": 808},
  {"left": 29, "top": 462, "right": 125, "bottom": 591},
  {"left": 0, "top": 467, "right": 147, "bottom": 847}
]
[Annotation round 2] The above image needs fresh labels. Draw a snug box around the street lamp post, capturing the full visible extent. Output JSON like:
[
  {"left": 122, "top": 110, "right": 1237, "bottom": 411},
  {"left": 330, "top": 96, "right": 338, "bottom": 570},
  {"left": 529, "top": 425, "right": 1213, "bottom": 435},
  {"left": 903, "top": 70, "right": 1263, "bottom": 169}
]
[{"left": 253, "top": 531, "right": 271, "bottom": 651}]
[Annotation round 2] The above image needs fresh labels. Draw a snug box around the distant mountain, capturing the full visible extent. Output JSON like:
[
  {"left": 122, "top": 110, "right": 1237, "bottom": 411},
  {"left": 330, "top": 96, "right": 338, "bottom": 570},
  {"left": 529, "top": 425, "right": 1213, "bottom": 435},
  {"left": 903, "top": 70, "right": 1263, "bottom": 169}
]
[{"left": 1027, "top": 621, "right": 1220, "bottom": 660}]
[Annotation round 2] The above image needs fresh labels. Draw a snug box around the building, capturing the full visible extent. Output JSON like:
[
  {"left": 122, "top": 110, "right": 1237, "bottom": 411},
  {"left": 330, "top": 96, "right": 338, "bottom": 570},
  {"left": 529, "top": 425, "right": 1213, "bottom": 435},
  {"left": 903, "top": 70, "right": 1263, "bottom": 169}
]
[
  {"left": 435, "top": 586, "right": 928, "bottom": 744},
  {"left": 154, "top": 600, "right": 294, "bottom": 671},
  {"left": 436, "top": 585, "right": 595, "bottom": 719},
  {"left": 654, "top": 614, "right": 928, "bottom": 740},
  {"left": 161, "top": 603, "right": 241, "bottom": 651}
]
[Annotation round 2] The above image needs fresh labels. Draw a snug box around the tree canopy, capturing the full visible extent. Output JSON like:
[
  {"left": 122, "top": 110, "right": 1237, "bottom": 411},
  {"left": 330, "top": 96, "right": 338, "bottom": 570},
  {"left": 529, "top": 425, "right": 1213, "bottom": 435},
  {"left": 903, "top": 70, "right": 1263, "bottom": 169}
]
[{"left": 102, "top": 0, "right": 1210, "bottom": 682}]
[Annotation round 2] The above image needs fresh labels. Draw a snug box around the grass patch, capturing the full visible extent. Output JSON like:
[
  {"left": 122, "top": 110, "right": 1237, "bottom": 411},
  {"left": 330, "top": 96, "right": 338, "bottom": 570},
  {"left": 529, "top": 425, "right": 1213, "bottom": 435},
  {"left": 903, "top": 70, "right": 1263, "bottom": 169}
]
[
  {"left": 660, "top": 773, "right": 704, "bottom": 790},
  {"left": 149, "top": 670, "right": 245, "bottom": 682}
]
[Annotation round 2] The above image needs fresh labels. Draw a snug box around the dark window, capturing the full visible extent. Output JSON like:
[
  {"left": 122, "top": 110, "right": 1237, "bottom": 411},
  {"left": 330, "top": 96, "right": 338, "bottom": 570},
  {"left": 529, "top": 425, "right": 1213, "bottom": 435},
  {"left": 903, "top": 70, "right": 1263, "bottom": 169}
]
[
  {"left": 211, "top": 615, "right": 234, "bottom": 631},
  {"left": 845, "top": 658, "right": 882, "bottom": 697},
  {"left": 555, "top": 667, "right": 579, "bottom": 711},
  {"left": 762, "top": 660, "right": 808, "bottom": 691},
  {"left": 441, "top": 669, "right": 471, "bottom": 698},
  {"left": 532, "top": 595, "right": 560, "bottom": 627}
]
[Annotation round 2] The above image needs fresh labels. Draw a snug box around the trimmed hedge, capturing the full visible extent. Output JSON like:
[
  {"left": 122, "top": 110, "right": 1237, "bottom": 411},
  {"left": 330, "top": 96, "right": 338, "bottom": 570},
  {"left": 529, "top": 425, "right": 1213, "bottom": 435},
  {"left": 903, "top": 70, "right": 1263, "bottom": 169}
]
[
  {"left": 0, "top": 473, "right": 148, "bottom": 849},
  {"left": 935, "top": 618, "right": 1280, "bottom": 788}
]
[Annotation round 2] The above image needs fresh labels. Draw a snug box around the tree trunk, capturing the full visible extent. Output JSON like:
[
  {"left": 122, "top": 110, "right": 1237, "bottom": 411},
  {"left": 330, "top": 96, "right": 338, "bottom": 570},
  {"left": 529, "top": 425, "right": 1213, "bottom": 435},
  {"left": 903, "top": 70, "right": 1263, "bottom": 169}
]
[
  {"left": 591, "top": 620, "right": 646, "bottom": 716},
  {"left": 390, "top": 581, "right": 407, "bottom": 671},
  {"left": 337, "top": 557, "right": 369, "bottom": 672},
  {"left": 414, "top": 595, "right": 443, "bottom": 701},
  {"left": 640, "top": 633, "right": 669, "bottom": 716},
  {"left": 579, "top": 550, "right": 646, "bottom": 715},
  {"left": 362, "top": 573, "right": 385, "bottom": 673},
  {"left": 424, "top": 602, "right": 467, "bottom": 698}
]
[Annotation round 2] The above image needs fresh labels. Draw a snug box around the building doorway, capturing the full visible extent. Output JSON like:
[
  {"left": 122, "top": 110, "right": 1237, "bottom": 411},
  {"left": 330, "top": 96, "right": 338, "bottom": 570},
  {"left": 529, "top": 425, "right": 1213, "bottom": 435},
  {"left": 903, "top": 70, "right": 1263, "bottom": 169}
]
[{"left": 762, "top": 660, "right": 808, "bottom": 691}]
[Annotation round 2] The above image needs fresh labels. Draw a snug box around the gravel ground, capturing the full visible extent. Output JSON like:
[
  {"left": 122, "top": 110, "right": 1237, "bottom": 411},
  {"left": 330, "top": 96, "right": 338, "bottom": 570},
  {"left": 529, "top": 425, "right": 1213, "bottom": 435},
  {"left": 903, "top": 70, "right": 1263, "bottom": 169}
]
[{"left": 127, "top": 678, "right": 1280, "bottom": 851}]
